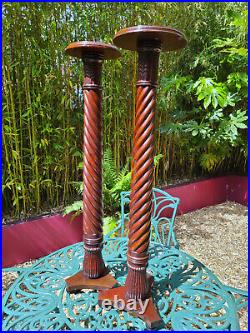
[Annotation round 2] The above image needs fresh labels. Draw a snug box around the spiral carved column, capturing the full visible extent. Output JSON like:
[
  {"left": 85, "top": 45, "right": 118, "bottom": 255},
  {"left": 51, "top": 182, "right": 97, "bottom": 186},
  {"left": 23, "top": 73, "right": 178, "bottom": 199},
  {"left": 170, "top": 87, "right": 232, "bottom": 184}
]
[
  {"left": 64, "top": 42, "right": 120, "bottom": 292},
  {"left": 98, "top": 26, "right": 187, "bottom": 329},
  {"left": 81, "top": 55, "right": 106, "bottom": 279},
  {"left": 125, "top": 41, "right": 160, "bottom": 300}
]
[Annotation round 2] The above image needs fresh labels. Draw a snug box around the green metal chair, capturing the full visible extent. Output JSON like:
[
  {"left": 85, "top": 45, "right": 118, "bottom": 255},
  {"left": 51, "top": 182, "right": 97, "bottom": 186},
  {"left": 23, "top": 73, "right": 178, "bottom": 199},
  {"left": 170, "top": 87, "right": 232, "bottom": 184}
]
[
  {"left": 105, "top": 188, "right": 180, "bottom": 247},
  {"left": 108, "top": 187, "right": 248, "bottom": 319}
]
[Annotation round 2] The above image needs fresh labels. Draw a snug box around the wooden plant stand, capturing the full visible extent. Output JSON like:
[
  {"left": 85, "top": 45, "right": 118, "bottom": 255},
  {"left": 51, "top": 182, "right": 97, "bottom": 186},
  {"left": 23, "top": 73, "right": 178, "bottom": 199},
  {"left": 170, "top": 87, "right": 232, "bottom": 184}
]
[
  {"left": 64, "top": 42, "right": 121, "bottom": 292},
  {"left": 98, "top": 26, "right": 187, "bottom": 328}
]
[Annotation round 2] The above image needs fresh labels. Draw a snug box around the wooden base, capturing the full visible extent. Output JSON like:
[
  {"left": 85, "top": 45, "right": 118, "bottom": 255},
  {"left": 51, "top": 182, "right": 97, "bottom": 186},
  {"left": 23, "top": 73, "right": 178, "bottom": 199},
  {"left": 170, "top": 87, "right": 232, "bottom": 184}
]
[
  {"left": 98, "top": 277, "right": 164, "bottom": 330},
  {"left": 65, "top": 270, "right": 118, "bottom": 292}
]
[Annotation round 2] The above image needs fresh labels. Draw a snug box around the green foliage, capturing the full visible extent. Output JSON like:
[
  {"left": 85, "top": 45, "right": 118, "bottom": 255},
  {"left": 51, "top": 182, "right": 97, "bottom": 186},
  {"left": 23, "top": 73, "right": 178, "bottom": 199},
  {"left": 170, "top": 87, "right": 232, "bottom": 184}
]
[
  {"left": 103, "top": 216, "right": 118, "bottom": 237},
  {"left": 63, "top": 149, "right": 163, "bottom": 235},
  {"left": 103, "top": 148, "right": 131, "bottom": 212},
  {"left": 64, "top": 201, "right": 83, "bottom": 216},
  {"left": 63, "top": 148, "right": 131, "bottom": 219},
  {"left": 200, "top": 153, "right": 221, "bottom": 173},
  {"left": 2, "top": 2, "right": 248, "bottom": 219},
  {"left": 64, "top": 149, "right": 163, "bottom": 215},
  {"left": 159, "top": 9, "right": 248, "bottom": 174},
  {"left": 193, "top": 77, "right": 235, "bottom": 109}
]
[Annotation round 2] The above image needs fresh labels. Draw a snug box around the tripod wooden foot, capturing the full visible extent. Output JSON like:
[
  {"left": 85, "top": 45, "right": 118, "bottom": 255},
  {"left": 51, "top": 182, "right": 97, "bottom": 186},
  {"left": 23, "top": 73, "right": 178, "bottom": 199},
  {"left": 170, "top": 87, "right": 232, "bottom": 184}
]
[
  {"left": 98, "top": 284, "right": 163, "bottom": 329},
  {"left": 65, "top": 269, "right": 118, "bottom": 292}
]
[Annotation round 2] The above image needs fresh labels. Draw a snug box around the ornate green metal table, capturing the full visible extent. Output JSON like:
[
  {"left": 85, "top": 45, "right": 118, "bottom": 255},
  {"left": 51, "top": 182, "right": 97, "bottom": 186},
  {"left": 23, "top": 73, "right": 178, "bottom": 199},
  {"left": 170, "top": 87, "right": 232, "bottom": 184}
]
[{"left": 2, "top": 236, "right": 247, "bottom": 331}]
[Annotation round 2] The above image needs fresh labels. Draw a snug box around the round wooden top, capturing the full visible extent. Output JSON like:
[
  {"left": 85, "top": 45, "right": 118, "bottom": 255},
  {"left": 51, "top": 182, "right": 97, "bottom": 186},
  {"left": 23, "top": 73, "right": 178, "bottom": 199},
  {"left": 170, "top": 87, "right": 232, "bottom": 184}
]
[
  {"left": 113, "top": 25, "right": 187, "bottom": 51},
  {"left": 65, "top": 41, "right": 121, "bottom": 59}
]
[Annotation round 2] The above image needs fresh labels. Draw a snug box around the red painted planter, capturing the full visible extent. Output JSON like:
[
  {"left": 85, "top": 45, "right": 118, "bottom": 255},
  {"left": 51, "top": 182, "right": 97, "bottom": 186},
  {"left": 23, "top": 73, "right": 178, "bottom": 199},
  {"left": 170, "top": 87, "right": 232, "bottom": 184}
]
[
  {"left": 2, "top": 214, "right": 82, "bottom": 268},
  {"left": 163, "top": 175, "right": 247, "bottom": 215},
  {"left": 227, "top": 175, "right": 248, "bottom": 205},
  {"left": 2, "top": 175, "right": 247, "bottom": 268}
]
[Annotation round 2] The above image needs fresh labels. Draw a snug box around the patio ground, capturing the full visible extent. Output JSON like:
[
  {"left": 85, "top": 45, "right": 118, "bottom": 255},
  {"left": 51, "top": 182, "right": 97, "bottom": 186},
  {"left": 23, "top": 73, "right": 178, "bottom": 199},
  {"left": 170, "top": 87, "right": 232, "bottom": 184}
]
[{"left": 175, "top": 201, "right": 248, "bottom": 331}]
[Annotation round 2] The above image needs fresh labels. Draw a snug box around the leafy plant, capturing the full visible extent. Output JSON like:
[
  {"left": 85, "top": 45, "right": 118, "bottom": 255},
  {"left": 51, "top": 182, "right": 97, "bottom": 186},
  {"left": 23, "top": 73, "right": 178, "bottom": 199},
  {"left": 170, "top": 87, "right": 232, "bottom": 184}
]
[
  {"left": 2, "top": 3, "right": 248, "bottom": 219},
  {"left": 63, "top": 149, "right": 163, "bottom": 234},
  {"left": 159, "top": 9, "right": 248, "bottom": 174},
  {"left": 103, "top": 216, "right": 118, "bottom": 237},
  {"left": 193, "top": 77, "right": 235, "bottom": 109}
]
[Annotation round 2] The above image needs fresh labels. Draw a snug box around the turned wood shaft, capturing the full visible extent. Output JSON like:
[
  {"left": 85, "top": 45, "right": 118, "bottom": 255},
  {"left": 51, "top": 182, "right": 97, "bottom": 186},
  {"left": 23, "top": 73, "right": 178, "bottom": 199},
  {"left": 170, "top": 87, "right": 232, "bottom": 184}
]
[
  {"left": 65, "top": 42, "right": 120, "bottom": 290},
  {"left": 82, "top": 53, "right": 106, "bottom": 278},
  {"left": 125, "top": 40, "right": 161, "bottom": 300}
]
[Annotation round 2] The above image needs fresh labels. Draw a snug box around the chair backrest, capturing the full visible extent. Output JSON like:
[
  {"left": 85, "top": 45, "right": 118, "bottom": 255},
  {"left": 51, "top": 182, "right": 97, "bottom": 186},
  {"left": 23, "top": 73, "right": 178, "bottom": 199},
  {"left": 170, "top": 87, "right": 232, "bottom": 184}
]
[{"left": 107, "top": 187, "right": 180, "bottom": 247}]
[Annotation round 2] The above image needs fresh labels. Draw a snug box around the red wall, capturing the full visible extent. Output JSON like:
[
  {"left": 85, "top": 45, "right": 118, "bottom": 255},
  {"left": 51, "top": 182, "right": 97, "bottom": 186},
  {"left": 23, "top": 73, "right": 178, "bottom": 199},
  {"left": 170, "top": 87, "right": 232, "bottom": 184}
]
[
  {"left": 2, "top": 175, "right": 247, "bottom": 268},
  {"left": 2, "top": 214, "right": 82, "bottom": 268},
  {"left": 162, "top": 175, "right": 247, "bottom": 214},
  {"left": 227, "top": 175, "right": 248, "bottom": 206}
]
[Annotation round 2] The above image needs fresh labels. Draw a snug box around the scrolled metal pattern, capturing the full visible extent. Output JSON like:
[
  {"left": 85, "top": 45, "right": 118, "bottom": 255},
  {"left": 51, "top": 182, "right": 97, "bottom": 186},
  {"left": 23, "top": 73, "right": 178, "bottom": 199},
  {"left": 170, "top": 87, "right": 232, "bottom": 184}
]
[{"left": 2, "top": 239, "right": 247, "bottom": 331}]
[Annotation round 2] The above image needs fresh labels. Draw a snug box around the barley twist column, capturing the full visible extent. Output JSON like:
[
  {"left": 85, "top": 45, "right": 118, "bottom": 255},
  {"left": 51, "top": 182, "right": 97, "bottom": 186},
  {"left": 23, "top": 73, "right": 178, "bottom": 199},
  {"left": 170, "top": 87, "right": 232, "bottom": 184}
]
[
  {"left": 125, "top": 40, "right": 160, "bottom": 300},
  {"left": 64, "top": 42, "right": 121, "bottom": 292},
  {"left": 82, "top": 54, "right": 104, "bottom": 279},
  {"left": 98, "top": 26, "right": 186, "bottom": 329}
]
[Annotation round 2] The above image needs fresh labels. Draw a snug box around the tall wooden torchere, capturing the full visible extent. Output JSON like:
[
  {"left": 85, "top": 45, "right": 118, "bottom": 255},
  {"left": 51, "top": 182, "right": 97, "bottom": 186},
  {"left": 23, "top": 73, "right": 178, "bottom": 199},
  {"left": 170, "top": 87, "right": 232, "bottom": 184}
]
[
  {"left": 65, "top": 42, "right": 121, "bottom": 292},
  {"left": 99, "top": 26, "right": 187, "bottom": 328}
]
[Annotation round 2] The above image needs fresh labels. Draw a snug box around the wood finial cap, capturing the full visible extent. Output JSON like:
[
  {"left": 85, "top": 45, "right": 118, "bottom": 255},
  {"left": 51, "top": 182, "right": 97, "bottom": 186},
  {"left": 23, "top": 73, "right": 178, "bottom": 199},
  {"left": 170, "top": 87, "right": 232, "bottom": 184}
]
[
  {"left": 65, "top": 41, "right": 121, "bottom": 59},
  {"left": 113, "top": 25, "right": 187, "bottom": 52}
]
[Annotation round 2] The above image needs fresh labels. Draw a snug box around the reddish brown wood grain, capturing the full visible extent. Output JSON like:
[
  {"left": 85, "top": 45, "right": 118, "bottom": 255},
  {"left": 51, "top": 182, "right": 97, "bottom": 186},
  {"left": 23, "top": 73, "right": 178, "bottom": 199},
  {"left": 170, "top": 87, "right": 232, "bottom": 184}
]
[
  {"left": 99, "top": 25, "right": 187, "bottom": 328},
  {"left": 125, "top": 40, "right": 160, "bottom": 300},
  {"left": 64, "top": 42, "right": 120, "bottom": 291}
]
